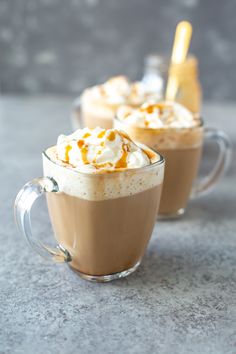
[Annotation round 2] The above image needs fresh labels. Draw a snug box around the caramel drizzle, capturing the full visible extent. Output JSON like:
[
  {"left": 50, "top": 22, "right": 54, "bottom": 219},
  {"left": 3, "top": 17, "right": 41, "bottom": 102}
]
[
  {"left": 115, "top": 143, "right": 128, "bottom": 169},
  {"left": 64, "top": 145, "right": 72, "bottom": 162},
  {"left": 81, "top": 146, "right": 89, "bottom": 164},
  {"left": 107, "top": 130, "right": 116, "bottom": 141},
  {"left": 140, "top": 103, "right": 173, "bottom": 115},
  {"left": 77, "top": 140, "right": 84, "bottom": 148},
  {"left": 83, "top": 132, "right": 91, "bottom": 138},
  {"left": 77, "top": 140, "right": 89, "bottom": 164},
  {"left": 97, "top": 130, "right": 106, "bottom": 139},
  {"left": 143, "top": 148, "right": 155, "bottom": 161},
  {"left": 119, "top": 130, "right": 132, "bottom": 142}
]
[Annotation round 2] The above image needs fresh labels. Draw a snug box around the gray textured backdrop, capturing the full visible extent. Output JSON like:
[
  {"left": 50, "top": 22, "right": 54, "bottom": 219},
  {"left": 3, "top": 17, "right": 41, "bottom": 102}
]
[{"left": 0, "top": 0, "right": 235, "bottom": 99}]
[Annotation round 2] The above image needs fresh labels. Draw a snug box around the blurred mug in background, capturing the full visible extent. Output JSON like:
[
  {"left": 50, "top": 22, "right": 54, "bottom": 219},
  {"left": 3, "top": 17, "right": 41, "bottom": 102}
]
[
  {"left": 115, "top": 102, "right": 231, "bottom": 219},
  {"left": 72, "top": 76, "right": 161, "bottom": 130}
]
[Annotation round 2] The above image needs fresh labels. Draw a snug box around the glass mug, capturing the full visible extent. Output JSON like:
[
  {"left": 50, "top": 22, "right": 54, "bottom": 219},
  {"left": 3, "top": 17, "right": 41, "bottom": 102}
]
[
  {"left": 14, "top": 148, "right": 165, "bottom": 282},
  {"left": 114, "top": 117, "right": 231, "bottom": 218}
]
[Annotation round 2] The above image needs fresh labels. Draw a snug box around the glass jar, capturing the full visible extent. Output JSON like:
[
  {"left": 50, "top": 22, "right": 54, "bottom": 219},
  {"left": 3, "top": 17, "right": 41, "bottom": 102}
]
[{"left": 142, "top": 54, "right": 202, "bottom": 115}]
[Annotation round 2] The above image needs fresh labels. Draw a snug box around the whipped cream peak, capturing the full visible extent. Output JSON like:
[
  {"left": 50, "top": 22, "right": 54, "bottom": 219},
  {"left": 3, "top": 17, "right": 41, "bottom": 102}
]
[
  {"left": 85, "top": 76, "right": 161, "bottom": 105},
  {"left": 56, "top": 127, "right": 155, "bottom": 172},
  {"left": 117, "top": 101, "right": 199, "bottom": 129}
]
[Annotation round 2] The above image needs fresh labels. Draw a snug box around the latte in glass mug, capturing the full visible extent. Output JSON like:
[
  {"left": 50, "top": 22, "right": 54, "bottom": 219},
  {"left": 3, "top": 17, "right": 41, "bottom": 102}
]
[
  {"left": 15, "top": 128, "right": 165, "bottom": 282},
  {"left": 115, "top": 102, "right": 231, "bottom": 218}
]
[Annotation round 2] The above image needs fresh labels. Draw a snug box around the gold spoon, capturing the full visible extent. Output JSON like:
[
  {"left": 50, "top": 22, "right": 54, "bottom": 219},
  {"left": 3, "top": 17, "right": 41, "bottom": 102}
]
[{"left": 165, "top": 21, "right": 192, "bottom": 101}]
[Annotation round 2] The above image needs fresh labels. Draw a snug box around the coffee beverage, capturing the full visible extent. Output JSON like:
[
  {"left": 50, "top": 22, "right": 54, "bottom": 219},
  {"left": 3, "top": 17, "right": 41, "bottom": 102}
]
[
  {"left": 155, "top": 147, "right": 202, "bottom": 214},
  {"left": 115, "top": 102, "right": 203, "bottom": 217},
  {"left": 43, "top": 127, "right": 164, "bottom": 278},
  {"left": 74, "top": 76, "right": 161, "bottom": 129},
  {"left": 46, "top": 184, "right": 161, "bottom": 276}
]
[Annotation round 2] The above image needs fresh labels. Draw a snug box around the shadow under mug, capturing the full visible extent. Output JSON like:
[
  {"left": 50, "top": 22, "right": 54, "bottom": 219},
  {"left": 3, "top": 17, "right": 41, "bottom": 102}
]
[
  {"left": 14, "top": 149, "right": 165, "bottom": 282},
  {"left": 114, "top": 117, "right": 232, "bottom": 219}
]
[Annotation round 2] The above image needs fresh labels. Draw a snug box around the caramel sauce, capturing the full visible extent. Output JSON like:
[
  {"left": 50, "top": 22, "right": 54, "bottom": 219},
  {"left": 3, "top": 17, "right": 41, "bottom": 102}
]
[
  {"left": 77, "top": 140, "right": 84, "bottom": 149},
  {"left": 126, "top": 144, "right": 131, "bottom": 152},
  {"left": 65, "top": 145, "right": 72, "bottom": 162},
  {"left": 83, "top": 132, "right": 91, "bottom": 138},
  {"left": 141, "top": 104, "right": 155, "bottom": 114},
  {"left": 140, "top": 103, "right": 173, "bottom": 116},
  {"left": 115, "top": 144, "right": 128, "bottom": 169},
  {"left": 77, "top": 139, "right": 89, "bottom": 164},
  {"left": 81, "top": 145, "right": 89, "bottom": 164},
  {"left": 97, "top": 130, "right": 106, "bottom": 139},
  {"left": 119, "top": 130, "right": 132, "bottom": 142},
  {"left": 143, "top": 148, "right": 155, "bottom": 162},
  {"left": 107, "top": 131, "right": 116, "bottom": 141}
]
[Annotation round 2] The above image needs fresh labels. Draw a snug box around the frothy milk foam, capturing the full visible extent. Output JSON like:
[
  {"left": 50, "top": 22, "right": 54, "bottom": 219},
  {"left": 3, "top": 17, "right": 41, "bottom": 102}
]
[{"left": 43, "top": 127, "right": 164, "bottom": 201}]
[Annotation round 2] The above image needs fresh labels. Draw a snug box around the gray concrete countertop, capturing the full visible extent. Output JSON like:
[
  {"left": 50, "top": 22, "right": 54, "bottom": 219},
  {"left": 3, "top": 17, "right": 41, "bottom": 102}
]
[{"left": 0, "top": 97, "right": 235, "bottom": 354}]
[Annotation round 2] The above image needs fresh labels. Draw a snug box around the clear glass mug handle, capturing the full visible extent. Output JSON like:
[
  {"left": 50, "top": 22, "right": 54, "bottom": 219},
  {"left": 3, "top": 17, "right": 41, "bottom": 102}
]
[
  {"left": 14, "top": 177, "right": 72, "bottom": 263},
  {"left": 71, "top": 97, "right": 82, "bottom": 130},
  {"left": 191, "top": 127, "right": 232, "bottom": 198}
]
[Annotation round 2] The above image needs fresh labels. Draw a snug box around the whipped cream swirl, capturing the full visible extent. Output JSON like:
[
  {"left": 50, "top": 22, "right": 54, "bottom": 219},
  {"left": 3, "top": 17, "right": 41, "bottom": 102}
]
[
  {"left": 56, "top": 127, "right": 153, "bottom": 172},
  {"left": 117, "top": 102, "right": 199, "bottom": 129},
  {"left": 85, "top": 76, "right": 161, "bottom": 105}
]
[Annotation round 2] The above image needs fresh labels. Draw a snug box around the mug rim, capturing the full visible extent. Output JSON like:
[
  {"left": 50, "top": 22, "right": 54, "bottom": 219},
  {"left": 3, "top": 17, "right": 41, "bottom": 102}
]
[{"left": 42, "top": 143, "right": 165, "bottom": 177}]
